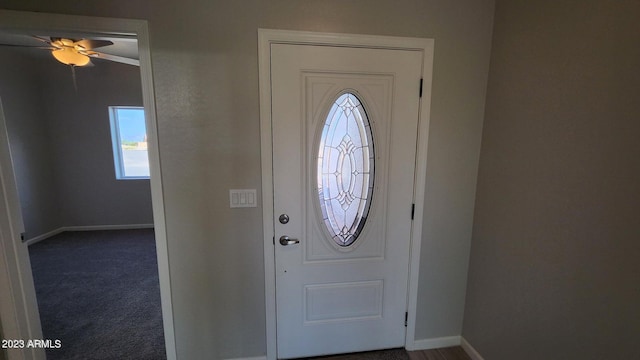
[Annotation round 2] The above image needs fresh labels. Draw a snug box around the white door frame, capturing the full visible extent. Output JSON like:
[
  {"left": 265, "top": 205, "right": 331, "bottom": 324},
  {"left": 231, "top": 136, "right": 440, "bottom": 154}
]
[
  {"left": 0, "top": 10, "right": 176, "bottom": 360},
  {"left": 258, "top": 29, "right": 434, "bottom": 360}
]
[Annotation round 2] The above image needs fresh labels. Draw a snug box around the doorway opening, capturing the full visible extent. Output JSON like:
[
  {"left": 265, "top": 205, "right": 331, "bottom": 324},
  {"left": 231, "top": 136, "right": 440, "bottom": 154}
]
[{"left": 0, "top": 10, "right": 175, "bottom": 360}]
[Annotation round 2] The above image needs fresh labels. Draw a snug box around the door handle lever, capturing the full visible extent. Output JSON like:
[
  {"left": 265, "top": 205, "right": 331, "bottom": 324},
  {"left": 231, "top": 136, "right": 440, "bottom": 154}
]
[{"left": 279, "top": 235, "right": 300, "bottom": 246}]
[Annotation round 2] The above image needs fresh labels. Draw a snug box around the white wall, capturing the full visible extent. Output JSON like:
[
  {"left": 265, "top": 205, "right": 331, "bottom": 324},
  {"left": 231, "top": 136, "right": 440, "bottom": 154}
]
[
  {"left": 0, "top": 48, "right": 153, "bottom": 239},
  {"left": 0, "top": 1, "right": 495, "bottom": 358}
]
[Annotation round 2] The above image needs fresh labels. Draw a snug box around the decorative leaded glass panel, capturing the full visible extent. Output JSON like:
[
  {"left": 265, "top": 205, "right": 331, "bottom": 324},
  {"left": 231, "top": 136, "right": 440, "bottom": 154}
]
[{"left": 317, "top": 93, "right": 374, "bottom": 247}]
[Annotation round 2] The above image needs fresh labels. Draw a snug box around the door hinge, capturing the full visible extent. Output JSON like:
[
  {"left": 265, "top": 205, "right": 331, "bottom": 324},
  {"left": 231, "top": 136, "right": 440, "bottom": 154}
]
[
  {"left": 272, "top": 236, "right": 275, "bottom": 245},
  {"left": 411, "top": 203, "right": 415, "bottom": 220},
  {"left": 419, "top": 78, "right": 423, "bottom": 98},
  {"left": 405, "top": 312, "right": 408, "bottom": 327}
]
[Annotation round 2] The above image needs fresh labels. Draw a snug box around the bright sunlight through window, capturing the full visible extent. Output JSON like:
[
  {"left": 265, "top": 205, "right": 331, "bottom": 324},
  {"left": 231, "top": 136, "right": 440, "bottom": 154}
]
[{"left": 109, "top": 106, "right": 150, "bottom": 179}]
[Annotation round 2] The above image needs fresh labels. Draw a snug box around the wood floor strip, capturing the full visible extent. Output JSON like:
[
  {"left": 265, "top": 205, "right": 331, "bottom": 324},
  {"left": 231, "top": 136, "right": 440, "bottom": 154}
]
[
  {"left": 409, "top": 349, "right": 444, "bottom": 360},
  {"left": 302, "top": 347, "right": 471, "bottom": 360},
  {"left": 408, "top": 347, "right": 471, "bottom": 360},
  {"left": 437, "top": 347, "right": 472, "bottom": 360}
]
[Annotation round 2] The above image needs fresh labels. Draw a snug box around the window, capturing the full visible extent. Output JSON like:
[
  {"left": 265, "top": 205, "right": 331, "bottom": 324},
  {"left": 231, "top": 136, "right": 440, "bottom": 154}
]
[
  {"left": 108, "top": 106, "right": 150, "bottom": 179},
  {"left": 317, "top": 93, "right": 375, "bottom": 247}
]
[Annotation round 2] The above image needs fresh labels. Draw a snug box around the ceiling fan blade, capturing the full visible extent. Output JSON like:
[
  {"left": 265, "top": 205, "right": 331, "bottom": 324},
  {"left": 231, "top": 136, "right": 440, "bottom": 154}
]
[
  {"left": 0, "top": 43, "right": 55, "bottom": 50},
  {"left": 31, "top": 36, "right": 53, "bottom": 45},
  {"left": 76, "top": 39, "right": 114, "bottom": 50},
  {"left": 88, "top": 51, "right": 140, "bottom": 66}
]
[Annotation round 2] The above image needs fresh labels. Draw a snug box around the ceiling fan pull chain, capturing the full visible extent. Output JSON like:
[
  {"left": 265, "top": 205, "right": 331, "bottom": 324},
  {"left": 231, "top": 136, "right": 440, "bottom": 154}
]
[{"left": 70, "top": 65, "right": 78, "bottom": 92}]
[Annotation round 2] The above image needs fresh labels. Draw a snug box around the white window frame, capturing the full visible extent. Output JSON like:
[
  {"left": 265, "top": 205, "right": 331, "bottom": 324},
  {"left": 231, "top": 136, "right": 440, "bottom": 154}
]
[{"left": 108, "top": 105, "right": 150, "bottom": 180}]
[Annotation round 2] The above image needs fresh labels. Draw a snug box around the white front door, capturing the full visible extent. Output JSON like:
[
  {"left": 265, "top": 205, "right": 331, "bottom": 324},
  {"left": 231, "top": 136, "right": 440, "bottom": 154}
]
[{"left": 271, "top": 43, "right": 423, "bottom": 359}]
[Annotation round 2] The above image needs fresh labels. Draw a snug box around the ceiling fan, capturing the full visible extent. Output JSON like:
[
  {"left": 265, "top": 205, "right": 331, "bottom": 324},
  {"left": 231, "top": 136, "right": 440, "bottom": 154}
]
[
  {"left": 1, "top": 35, "right": 139, "bottom": 91},
  {"left": 0, "top": 36, "right": 139, "bottom": 67}
]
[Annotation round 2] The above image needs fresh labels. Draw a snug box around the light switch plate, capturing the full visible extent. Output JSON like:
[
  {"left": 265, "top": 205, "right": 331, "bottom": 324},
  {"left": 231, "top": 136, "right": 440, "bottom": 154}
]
[{"left": 229, "top": 189, "right": 257, "bottom": 208}]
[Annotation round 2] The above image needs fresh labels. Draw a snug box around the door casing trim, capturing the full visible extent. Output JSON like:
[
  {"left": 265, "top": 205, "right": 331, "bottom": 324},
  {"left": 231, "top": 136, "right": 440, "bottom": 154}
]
[{"left": 258, "top": 29, "right": 434, "bottom": 360}]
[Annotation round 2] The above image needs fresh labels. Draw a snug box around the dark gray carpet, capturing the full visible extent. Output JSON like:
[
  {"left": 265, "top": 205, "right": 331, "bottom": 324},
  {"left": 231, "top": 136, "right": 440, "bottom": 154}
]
[{"left": 29, "top": 229, "right": 166, "bottom": 360}]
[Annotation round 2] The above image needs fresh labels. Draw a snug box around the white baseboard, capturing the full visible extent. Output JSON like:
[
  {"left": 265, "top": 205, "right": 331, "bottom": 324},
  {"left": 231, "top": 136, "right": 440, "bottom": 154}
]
[
  {"left": 461, "top": 337, "right": 484, "bottom": 360},
  {"left": 64, "top": 224, "right": 154, "bottom": 232},
  {"left": 25, "top": 224, "right": 154, "bottom": 245},
  {"left": 412, "top": 336, "right": 462, "bottom": 350},
  {"left": 224, "top": 356, "right": 266, "bottom": 360},
  {"left": 24, "top": 228, "right": 65, "bottom": 246}
]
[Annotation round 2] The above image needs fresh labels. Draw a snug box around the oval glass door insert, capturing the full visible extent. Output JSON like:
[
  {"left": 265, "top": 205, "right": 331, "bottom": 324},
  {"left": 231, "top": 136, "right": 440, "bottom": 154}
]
[{"left": 317, "top": 93, "right": 375, "bottom": 247}]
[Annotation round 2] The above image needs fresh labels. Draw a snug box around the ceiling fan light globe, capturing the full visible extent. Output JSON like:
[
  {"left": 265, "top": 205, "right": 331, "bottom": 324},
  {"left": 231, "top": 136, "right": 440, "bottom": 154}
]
[{"left": 51, "top": 48, "right": 91, "bottom": 66}]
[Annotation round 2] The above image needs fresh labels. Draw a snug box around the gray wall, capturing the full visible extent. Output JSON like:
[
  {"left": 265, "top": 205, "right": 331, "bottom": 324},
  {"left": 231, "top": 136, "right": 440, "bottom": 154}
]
[
  {"left": 0, "top": 48, "right": 61, "bottom": 239},
  {"left": 0, "top": 316, "right": 5, "bottom": 360},
  {"left": 0, "top": 48, "right": 152, "bottom": 238},
  {"left": 463, "top": 1, "right": 640, "bottom": 359},
  {"left": 0, "top": 1, "right": 495, "bottom": 358},
  {"left": 40, "top": 56, "right": 153, "bottom": 228}
]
